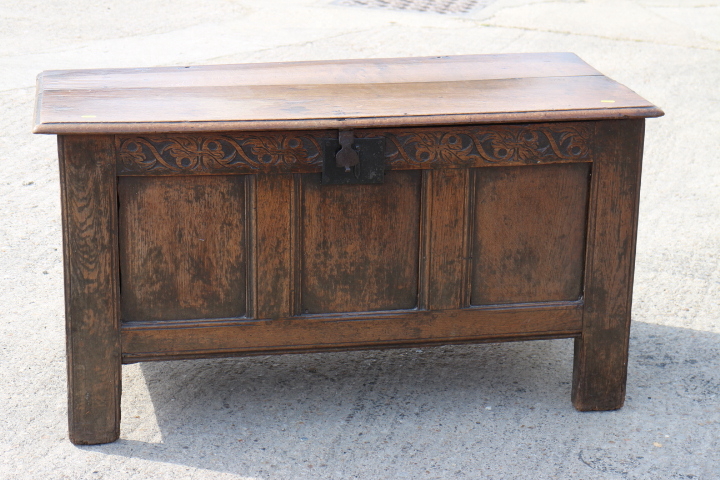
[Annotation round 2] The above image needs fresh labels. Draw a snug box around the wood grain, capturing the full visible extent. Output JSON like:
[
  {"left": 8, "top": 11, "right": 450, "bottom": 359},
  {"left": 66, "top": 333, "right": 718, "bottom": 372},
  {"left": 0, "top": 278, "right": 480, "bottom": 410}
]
[
  {"left": 572, "top": 119, "right": 645, "bottom": 411},
  {"left": 34, "top": 53, "right": 663, "bottom": 134},
  {"left": 37, "top": 108, "right": 663, "bottom": 135},
  {"left": 118, "top": 176, "right": 247, "bottom": 322},
  {"left": 426, "top": 169, "right": 471, "bottom": 310},
  {"left": 40, "top": 53, "right": 601, "bottom": 90},
  {"left": 59, "top": 135, "right": 121, "bottom": 445},
  {"left": 471, "top": 163, "right": 590, "bottom": 305},
  {"left": 255, "top": 174, "right": 296, "bottom": 319},
  {"left": 301, "top": 171, "right": 421, "bottom": 314},
  {"left": 120, "top": 302, "right": 583, "bottom": 361}
]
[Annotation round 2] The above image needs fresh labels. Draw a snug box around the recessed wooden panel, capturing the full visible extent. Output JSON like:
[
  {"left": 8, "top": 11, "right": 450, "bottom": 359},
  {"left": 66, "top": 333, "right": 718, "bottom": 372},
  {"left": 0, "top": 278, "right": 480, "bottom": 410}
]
[
  {"left": 301, "top": 171, "right": 421, "bottom": 314},
  {"left": 471, "top": 163, "right": 590, "bottom": 305},
  {"left": 118, "top": 176, "right": 247, "bottom": 322}
]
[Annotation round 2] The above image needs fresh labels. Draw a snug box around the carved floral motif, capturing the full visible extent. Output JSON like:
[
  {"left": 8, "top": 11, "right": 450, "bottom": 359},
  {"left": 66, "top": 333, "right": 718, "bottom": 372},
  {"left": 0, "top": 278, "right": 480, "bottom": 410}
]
[
  {"left": 357, "top": 124, "right": 592, "bottom": 168},
  {"left": 117, "top": 124, "right": 591, "bottom": 175},
  {"left": 117, "top": 133, "right": 326, "bottom": 174}
]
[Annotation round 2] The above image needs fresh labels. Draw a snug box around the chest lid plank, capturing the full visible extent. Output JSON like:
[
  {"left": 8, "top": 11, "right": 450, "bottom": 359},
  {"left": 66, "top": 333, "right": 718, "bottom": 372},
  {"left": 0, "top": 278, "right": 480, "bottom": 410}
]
[{"left": 34, "top": 53, "right": 663, "bottom": 134}]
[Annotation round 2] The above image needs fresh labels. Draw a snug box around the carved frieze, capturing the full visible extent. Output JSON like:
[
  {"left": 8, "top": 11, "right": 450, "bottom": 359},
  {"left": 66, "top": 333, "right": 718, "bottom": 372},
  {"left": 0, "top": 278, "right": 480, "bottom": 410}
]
[
  {"left": 358, "top": 123, "right": 592, "bottom": 169},
  {"left": 117, "top": 132, "right": 327, "bottom": 175},
  {"left": 116, "top": 123, "right": 591, "bottom": 175}
]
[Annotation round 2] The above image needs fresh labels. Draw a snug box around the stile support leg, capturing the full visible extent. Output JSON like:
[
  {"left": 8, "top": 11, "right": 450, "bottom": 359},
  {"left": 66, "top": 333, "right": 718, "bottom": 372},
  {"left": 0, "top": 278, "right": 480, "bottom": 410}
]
[
  {"left": 59, "top": 135, "right": 122, "bottom": 444},
  {"left": 572, "top": 119, "right": 645, "bottom": 411}
]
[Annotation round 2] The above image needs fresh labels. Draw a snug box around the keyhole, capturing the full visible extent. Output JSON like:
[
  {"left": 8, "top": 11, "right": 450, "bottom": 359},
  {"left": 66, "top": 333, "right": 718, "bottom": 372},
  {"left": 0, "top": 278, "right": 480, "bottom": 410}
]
[{"left": 336, "top": 130, "right": 360, "bottom": 172}]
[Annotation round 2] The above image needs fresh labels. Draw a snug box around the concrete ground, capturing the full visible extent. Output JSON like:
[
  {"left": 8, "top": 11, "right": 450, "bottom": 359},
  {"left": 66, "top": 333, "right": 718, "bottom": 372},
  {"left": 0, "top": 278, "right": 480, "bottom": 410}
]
[{"left": 1, "top": 0, "right": 719, "bottom": 478}]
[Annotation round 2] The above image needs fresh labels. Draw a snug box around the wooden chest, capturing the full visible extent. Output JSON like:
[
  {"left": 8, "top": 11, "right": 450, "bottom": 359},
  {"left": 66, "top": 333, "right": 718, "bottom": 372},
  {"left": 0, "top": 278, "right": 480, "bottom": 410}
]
[{"left": 34, "top": 53, "right": 663, "bottom": 444}]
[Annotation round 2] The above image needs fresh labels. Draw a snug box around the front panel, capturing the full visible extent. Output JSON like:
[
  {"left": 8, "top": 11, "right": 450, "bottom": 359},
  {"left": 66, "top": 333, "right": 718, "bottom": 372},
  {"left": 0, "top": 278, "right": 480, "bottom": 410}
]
[{"left": 115, "top": 122, "right": 593, "bottom": 359}]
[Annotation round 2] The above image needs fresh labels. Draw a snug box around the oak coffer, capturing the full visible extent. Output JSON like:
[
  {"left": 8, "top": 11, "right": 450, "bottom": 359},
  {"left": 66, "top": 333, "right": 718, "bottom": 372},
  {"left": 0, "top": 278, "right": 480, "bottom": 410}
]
[{"left": 34, "top": 53, "right": 663, "bottom": 445}]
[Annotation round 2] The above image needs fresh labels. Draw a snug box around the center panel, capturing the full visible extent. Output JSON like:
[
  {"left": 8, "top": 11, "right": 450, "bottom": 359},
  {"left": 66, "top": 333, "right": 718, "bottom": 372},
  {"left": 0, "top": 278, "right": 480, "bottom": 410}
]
[{"left": 300, "top": 171, "right": 422, "bottom": 314}]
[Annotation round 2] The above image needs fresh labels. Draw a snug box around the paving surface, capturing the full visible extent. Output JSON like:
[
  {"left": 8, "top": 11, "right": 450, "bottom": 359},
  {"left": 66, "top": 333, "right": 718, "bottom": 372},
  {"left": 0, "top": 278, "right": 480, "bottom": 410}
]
[{"left": 1, "top": 0, "right": 719, "bottom": 478}]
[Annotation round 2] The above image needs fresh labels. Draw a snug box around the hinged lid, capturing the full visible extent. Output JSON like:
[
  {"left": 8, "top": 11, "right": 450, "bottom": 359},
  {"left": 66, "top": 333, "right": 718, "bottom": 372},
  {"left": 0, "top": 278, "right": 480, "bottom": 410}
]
[{"left": 33, "top": 53, "right": 663, "bottom": 134}]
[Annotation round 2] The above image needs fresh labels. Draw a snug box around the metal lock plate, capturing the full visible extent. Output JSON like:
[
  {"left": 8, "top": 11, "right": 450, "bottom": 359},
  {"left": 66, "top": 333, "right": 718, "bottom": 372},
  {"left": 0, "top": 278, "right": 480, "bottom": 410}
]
[{"left": 322, "top": 130, "right": 386, "bottom": 185}]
